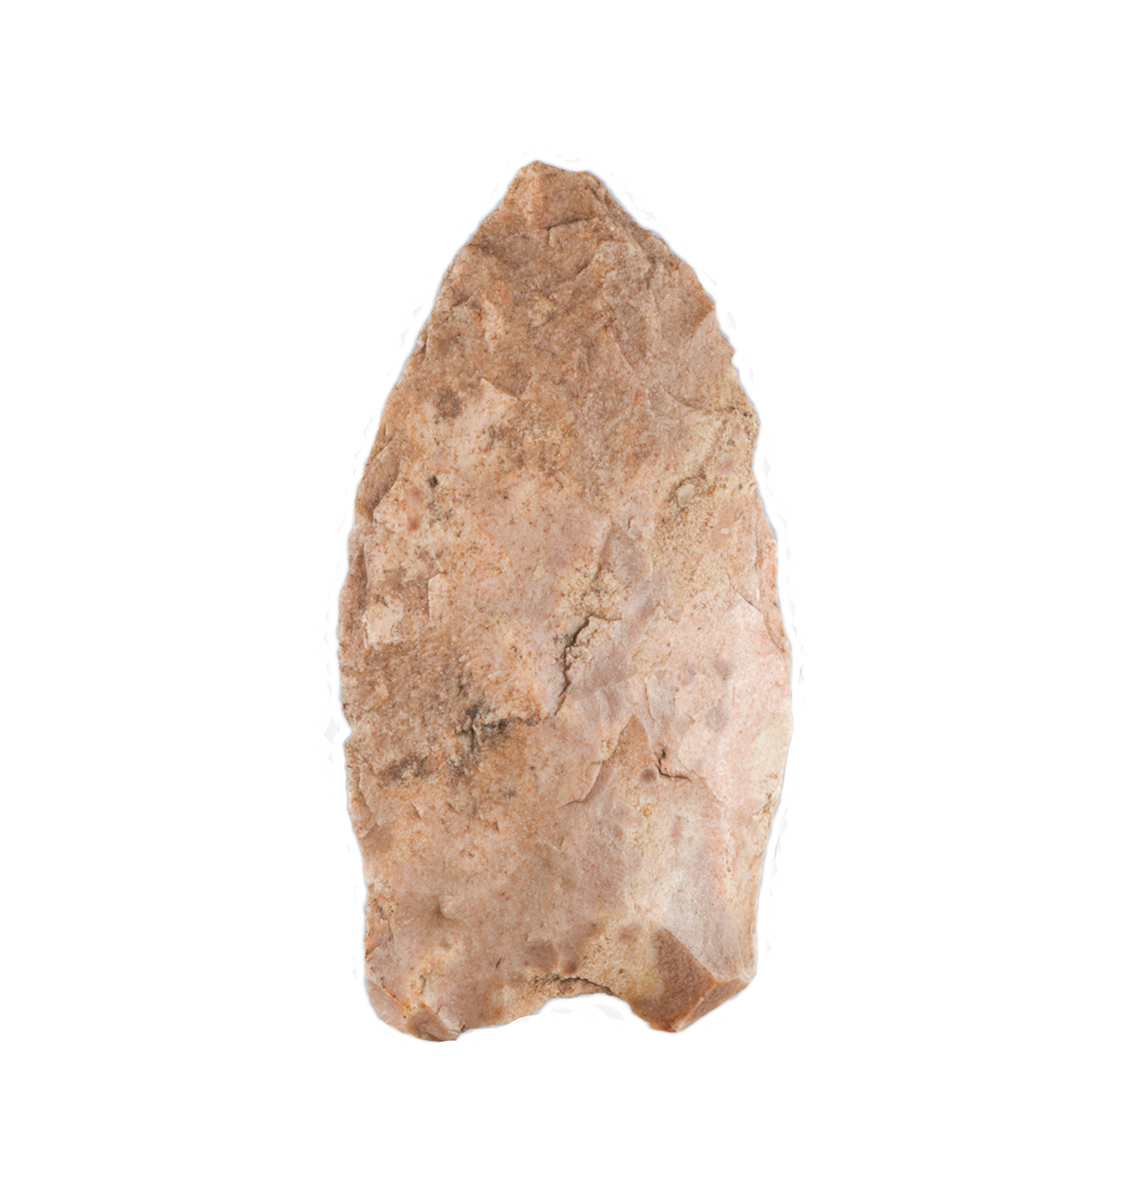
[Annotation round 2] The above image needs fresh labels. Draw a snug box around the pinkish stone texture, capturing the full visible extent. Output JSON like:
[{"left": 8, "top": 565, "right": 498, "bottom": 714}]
[{"left": 338, "top": 162, "right": 791, "bottom": 1039}]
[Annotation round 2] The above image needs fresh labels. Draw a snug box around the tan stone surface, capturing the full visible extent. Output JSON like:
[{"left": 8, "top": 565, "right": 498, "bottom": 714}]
[{"left": 338, "top": 162, "right": 791, "bottom": 1039}]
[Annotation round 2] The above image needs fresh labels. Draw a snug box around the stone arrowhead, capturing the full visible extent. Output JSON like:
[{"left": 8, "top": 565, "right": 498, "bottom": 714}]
[{"left": 338, "top": 162, "right": 791, "bottom": 1039}]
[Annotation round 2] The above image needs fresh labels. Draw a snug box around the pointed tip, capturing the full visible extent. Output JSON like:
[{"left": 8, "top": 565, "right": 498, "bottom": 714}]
[
  {"left": 510, "top": 159, "right": 594, "bottom": 191},
  {"left": 515, "top": 159, "right": 571, "bottom": 177},
  {"left": 502, "top": 161, "right": 609, "bottom": 230}
]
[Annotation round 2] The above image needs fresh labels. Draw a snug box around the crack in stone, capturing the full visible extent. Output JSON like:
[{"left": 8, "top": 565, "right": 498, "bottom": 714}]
[{"left": 655, "top": 747, "right": 690, "bottom": 781}]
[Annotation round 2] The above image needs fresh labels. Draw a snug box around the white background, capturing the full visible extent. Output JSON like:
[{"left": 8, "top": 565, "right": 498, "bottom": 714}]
[{"left": 3, "top": 3, "right": 1128, "bottom": 1196}]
